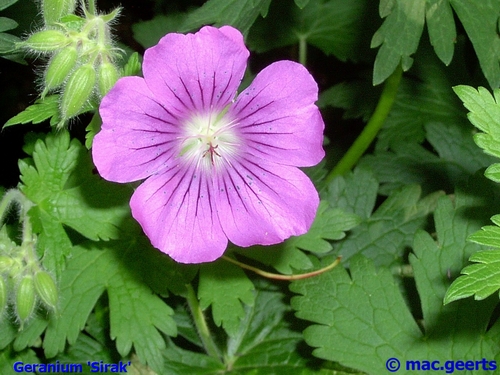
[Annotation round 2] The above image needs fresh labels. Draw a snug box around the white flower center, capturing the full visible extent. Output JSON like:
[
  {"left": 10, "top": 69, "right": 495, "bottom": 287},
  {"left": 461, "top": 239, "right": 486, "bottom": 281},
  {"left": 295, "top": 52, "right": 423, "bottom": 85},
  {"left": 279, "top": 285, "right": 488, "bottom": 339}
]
[{"left": 178, "top": 109, "right": 240, "bottom": 172}]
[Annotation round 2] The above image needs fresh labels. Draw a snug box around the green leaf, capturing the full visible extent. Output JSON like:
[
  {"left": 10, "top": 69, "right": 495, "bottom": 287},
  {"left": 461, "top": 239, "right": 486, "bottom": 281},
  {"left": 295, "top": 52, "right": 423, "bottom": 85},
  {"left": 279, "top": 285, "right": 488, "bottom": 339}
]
[
  {"left": 317, "top": 80, "right": 380, "bottom": 122},
  {"left": 4, "top": 95, "right": 60, "bottom": 128},
  {"left": 444, "top": 249, "right": 500, "bottom": 303},
  {"left": 448, "top": 85, "right": 500, "bottom": 302},
  {"left": 248, "top": 0, "right": 376, "bottom": 63},
  {"left": 331, "top": 181, "right": 443, "bottom": 268},
  {"left": 19, "top": 131, "right": 131, "bottom": 241},
  {"left": 84, "top": 111, "right": 101, "bottom": 149},
  {"left": 121, "top": 51, "right": 141, "bottom": 78},
  {"left": 325, "top": 167, "right": 378, "bottom": 219},
  {"left": 55, "top": 332, "right": 114, "bottom": 368},
  {"left": 0, "top": 17, "right": 17, "bottom": 32},
  {"left": 292, "top": 255, "right": 422, "bottom": 373},
  {"left": 291, "top": 194, "right": 500, "bottom": 375},
  {"left": 0, "top": 0, "right": 18, "bottom": 11},
  {"left": 227, "top": 280, "right": 331, "bottom": 374},
  {"left": 235, "top": 201, "right": 360, "bottom": 274},
  {"left": 132, "top": 13, "right": 187, "bottom": 49},
  {"left": 294, "top": 0, "right": 310, "bottom": 8},
  {"left": 361, "top": 122, "right": 497, "bottom": 196},
  {"left": 163, "top": 341, "right": 225, "bottom": 375},
  {"left": 291, "top": 202, "right": 361, "bottom": 253},
  {"left": 0, "top": 348, "right": 40, "bottom": 374},
  {"left": 450, "top": 0, "right": 500, "bottom": 88},
  {"left": 0, "top": 32, "right": 24, "bottom": 63},
  {"left": 165, "top": 280, "right": 340, "bottom": 374},
  {"left": 371, "top": 0, "right": 426, "bottom": 84},
  {"left": 34, "top": 208, "right": 73, "bottom": 279},
  {"left": 43, "top": 241, "right": 177, "bottom": 371},
  {"left": 13, "top": 316, "right": 49, "bottom": 352},
  {"left": 454, "top": 85, "right": 500, "bottom": 159},
  {"left": 425, "top": 0, "right": 456, "bottom": 65},
  {"left": 377, "top": 42, "right": 466, "bottom": 150},
  {"left": 198, "top": 260, "right": 255, "bottom": 337},
  {"left": 181, "top": 0, "right": 272, "bottom": 37}
]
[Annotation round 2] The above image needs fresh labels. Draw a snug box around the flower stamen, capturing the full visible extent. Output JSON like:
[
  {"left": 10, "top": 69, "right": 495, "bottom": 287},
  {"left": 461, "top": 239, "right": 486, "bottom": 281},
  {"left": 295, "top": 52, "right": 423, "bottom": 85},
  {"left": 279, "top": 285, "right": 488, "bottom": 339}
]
[{"left": 202, "top": 142, "right": 221, "bottom": 165}]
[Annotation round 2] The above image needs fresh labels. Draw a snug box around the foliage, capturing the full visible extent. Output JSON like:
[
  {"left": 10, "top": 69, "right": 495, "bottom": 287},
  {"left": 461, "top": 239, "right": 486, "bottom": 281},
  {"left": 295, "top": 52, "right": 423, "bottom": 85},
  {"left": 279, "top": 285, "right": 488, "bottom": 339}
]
[
  {"left": 444, "top": 86, "right": 500, "bottom": 304},
  {"left": 1, "top": 0, "right": 500, "bottom": 374}
]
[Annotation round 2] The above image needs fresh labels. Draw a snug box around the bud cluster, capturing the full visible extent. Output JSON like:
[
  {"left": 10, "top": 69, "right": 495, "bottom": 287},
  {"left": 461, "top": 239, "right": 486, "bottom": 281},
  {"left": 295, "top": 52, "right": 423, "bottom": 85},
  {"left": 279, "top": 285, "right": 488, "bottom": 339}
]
[
  {"left": 0, "top": 190, "right": 58, "bottom": 327},
  {"left": 19, "top": 0, "right": 122, "bottom": 129}
]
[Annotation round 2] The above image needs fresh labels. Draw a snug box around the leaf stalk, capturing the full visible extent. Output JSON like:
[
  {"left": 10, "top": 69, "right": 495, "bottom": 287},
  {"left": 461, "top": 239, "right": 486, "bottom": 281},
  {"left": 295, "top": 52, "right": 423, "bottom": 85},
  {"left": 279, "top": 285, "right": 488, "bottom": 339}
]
[
  {"left": 185, "top": 283, "right": 222, "bottom": 362},
  {"left": 222, "top": 255, "right": 342, "bottom": 280},
  {"left": 325, "top": 65, "right": 403, "bottom": 183}
]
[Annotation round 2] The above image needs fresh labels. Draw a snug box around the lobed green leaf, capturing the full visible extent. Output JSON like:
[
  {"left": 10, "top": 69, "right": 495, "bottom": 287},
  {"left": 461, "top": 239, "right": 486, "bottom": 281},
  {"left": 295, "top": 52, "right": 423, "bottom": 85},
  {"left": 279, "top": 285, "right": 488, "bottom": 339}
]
[
  {"left": 291, "top": 194, "right": 500, "bottom": 374},
  {"left": 198, "top": 261, "right": 255, "bottom": 337},
  {"left": 180, "top": 0, "right": 271, "bottom": 37},
  {"left": 19, "top": 131, "right": 131, "bottom": 241}
]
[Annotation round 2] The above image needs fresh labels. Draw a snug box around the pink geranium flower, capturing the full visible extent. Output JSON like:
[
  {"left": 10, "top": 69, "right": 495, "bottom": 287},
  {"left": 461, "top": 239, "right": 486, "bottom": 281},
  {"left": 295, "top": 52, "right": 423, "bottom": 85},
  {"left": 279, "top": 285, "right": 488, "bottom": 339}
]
[{"left": 92, "top": 26, "right": 325, "bottom": 263}]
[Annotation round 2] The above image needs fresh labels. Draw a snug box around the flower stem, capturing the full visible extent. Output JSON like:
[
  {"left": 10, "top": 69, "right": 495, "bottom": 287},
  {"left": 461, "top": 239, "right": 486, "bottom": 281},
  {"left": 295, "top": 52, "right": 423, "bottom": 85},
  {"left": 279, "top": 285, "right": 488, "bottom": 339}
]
[
  {"left": 84, "top": 0, "right": 96, "bottom": 16},
  {"left": 324, "top": 65, "right": 403, "bottom": 184},
  {"left": 185, "top": 283, "right": 221, "bottom": 361},
  {"left": 298, "top": 35, "right": 307, "bottom": 66},
  {"left": 222, "top": 255, "right": 341, "bottom": 280}
]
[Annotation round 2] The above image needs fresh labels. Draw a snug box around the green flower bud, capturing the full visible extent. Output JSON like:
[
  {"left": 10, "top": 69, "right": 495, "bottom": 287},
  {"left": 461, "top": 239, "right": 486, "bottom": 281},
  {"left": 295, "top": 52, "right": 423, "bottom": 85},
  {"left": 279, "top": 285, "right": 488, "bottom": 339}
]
[
  {"left": 60, "top": 62, "right": 96, "bottom": 120},
  {"left": 0, "top": 276, "right": 7, "bottom": 314},
  {"left": 23, "top": 30, "right": 69, "bottom": 52},
  {"left": 43, "top": 46, "right": 78, "bottom": 96},
  {"left": 34, "top": 271, "right": 58, "bottom": 310},
  {"left": 98, "top": 61, "right": 119, "bottom": 97},
  {"left": 42, "top": 0, "right": 77, "bottom": 26},
  {"left": 16, "top": 275, "right": 36, "bottom": 323}
]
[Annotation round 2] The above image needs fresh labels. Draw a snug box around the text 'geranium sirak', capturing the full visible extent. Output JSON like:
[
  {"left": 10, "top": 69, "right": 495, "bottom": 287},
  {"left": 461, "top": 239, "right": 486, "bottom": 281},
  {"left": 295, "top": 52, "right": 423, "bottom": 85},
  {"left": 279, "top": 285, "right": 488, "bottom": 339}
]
[{"left": 92, "top": 26, "right": 325, "bottom": 264}]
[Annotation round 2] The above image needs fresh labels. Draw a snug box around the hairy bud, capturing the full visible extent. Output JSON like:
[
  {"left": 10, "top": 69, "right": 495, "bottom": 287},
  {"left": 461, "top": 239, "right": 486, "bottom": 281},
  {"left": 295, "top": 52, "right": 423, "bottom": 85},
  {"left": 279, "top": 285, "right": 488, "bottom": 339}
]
[
  {"left": 43, "top": 46, "right": 78, "bottom": 97},
  {"left": 34, "top": 271, "right": 58, "bottom": 310},
  {"left": 23, "top": 30, "right": 69, "bottom": 52},
  {"left": 16, "top": 275, "right": 36, "bottom": 323},
  {"left": 60, "top": 62, "right": 96, "bottom": 121},
  {"left": 98, "top": 61, "right": 119, "bottom": 97}
]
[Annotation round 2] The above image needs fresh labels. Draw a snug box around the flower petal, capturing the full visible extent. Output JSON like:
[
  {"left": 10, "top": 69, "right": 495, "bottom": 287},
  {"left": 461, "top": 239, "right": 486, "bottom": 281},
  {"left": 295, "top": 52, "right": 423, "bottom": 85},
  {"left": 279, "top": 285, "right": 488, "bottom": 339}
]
[
  {"left": 93, "top": 76, "right": 182, "bottom": 183},
  {"left": 231, "top": 60, "right": 325, "bottom": 167},
  {"left": 130, "top": 165, "right": 227, "bottom": 263},
  {"left": 215, "top": 158, "right": 319, "bottom": 247},
  {"left": 143, "top": 26, "right": 249, "bottom": 116}
]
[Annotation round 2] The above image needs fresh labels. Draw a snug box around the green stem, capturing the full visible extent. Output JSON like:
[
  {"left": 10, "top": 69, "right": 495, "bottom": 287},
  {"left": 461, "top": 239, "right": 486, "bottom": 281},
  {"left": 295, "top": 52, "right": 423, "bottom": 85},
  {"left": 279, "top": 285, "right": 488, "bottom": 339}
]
[
  {"left": 185, "top": 283, "right": 222, "bottom": 361},
  {"left": 222, "top": 255, "right": 342, "bottom": 280},
  {"left": 325, "top": 65, "right": 403, "bottom": 184},
  {"left": 298, "top": 35, "right": 307, "bottom": 66},
  {"left": 85, "top": 0, "right": 96, "bottom": 16}
]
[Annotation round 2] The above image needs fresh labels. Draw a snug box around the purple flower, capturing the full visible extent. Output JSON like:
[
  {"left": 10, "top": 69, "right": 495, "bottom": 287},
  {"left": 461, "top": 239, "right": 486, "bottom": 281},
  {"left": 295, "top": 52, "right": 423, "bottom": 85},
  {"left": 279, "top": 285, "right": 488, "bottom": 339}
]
[{"left": 92, "top": 26, "right": 325, "bottom": 263}]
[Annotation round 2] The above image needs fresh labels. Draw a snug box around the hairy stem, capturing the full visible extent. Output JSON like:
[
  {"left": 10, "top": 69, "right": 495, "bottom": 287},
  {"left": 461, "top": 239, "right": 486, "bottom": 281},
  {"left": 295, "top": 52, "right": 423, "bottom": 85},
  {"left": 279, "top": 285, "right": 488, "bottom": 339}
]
[
  {"left": 0, "top": 189, "right": 23, "bottom": 226},
  {"left": 325, "top": 65, "right": 403, "bottom": 183},
  {"left": 185, "top": 283, "right": 222, "bottom": 361}
]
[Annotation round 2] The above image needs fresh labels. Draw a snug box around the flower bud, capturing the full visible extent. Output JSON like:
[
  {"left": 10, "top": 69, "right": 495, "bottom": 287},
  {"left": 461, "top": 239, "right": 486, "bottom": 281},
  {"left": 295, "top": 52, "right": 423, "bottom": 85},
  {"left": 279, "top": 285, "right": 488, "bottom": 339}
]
[
  {"left": 34, "top": 271, "right": 58, "bottom": 310},
  {"left": 97, "top": 61, "right": 119, "bottom": 97},
  {"left": 60, "top": 62, "right": 96, "bottom": 120},
  {"left": 43, "top": 45, "right": 78, "bottom": 96},
  {"left": 16, "top": 275, "right": 36, "bottom": 323},
  {"left": 23, "top": 30, "right": 69, "bottom": 52},
  {"left": 42, "top": 0, "right": 77, "bottom": 26}
]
